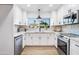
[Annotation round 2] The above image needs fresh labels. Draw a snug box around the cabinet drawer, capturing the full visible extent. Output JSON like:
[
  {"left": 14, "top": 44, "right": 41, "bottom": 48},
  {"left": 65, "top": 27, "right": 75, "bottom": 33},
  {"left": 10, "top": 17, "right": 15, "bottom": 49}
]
[{"left": 70, "top": 40, "right": 79, "bottom": 55}]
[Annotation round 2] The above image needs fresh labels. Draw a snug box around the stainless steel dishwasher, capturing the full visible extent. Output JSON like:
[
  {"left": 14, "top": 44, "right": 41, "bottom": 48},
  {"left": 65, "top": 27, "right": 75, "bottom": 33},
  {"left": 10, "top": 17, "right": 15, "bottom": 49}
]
[{"left": 14, "top": 35, "right": 23, "bottom": 55}]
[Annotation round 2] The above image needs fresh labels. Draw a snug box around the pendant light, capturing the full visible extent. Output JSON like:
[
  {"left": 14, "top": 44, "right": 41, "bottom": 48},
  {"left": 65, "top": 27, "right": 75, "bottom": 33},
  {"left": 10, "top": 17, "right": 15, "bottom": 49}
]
[{"left": 37, "top": 9, "right": 42, "bottom": 19}]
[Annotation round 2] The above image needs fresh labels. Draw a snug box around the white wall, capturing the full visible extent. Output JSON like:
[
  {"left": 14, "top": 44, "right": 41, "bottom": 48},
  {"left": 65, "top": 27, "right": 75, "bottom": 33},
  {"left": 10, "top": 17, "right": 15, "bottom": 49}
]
[
  {"left": 57, "top": 4, "right": 79, "bottom": 35},
  {"left": 27, "top": 12, "right": 51, "bottom": 18},
  {"left": 0, "top": 5, "right": 14, "bottom": 54}
]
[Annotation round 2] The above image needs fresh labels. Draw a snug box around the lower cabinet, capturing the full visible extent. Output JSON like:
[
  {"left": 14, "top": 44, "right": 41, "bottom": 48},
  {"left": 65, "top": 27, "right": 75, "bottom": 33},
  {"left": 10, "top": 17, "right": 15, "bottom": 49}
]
[
  {"left": 54, "top": 34, "right": 58, "bottom": 48},
  {"left": 25, "top": 33, "right": 55, "bottom": 46},
  {"left": 70, "top": 39, "right": 79, "bottom": 55},
  {"left": 22, "top": 34, "right": 26, "bottom": 48},
  {"left": 14, "top": 35, "right": 23, "bottom": 55}
]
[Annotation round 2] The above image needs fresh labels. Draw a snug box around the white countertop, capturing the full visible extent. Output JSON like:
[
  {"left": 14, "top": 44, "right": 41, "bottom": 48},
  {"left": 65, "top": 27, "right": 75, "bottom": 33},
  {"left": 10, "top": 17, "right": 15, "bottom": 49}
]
[
  {"left": 70, "top": 37, "right": 79, "bottom": 43},
  {"left": 14, "top": 31, "right": 56, "bottom": 37},
  {"left": 26, "top": 31, "right": 55, "bottom": 34},
  {"left": 14, "top": 32, "right": 26, "bottom": 37},
  {"left": 14, "top": 31, "right": 79, "bottom": 43},
  {"left": 59, "top": 32, "right": 79, "bottom": 43}
]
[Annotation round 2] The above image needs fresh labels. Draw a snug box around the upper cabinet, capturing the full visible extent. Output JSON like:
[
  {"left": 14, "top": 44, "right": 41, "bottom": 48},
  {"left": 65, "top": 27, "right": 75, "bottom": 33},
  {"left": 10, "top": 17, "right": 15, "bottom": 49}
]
[
  {"left": 14, "top": 5, "right": 22, "bottom": 25},
  {"left": 57, "top": 5, "right": 79, "bottom": 25},
  {"left": 14, "top": 5, "right": 27, "bottom": 25},
  {"left": 51, "top": 11, "right": 59, "bottom": 26},
  {"left": 51, "top": 10, "right": 66, "bottom": 26},
  {"left": 22, "top": 11, "right": 28, "bottom": 25}
]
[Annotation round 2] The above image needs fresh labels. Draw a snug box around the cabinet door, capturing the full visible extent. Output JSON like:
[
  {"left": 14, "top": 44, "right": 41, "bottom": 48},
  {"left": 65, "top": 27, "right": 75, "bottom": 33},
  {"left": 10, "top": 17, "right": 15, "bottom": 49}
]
[
  {"left": 54, "top": 34, "right": 57, "bottom": 48},
  {"left": 26, "top": 34, "right": 40, "bottom": 45},
  {"left": 14, "top": 6, "right": 22, "bottom": 25},
  {"left": 22, "top": 34, "right": 26, "bottom": 48},
  {"left": 70, "top": 40, "right": 79, "bottom": 55},
  {"left": 22, "top": 11, "right": 27, "bottom": 25},
  {"left": 48, "top": 34, "right": 54, "bottom": 45},
  {"left": 32, "top": 34, "right": 40, "bottom": 45},
  {"left": 40, "top": 34, "right": 48, "bottom": 45},
  {"left": 53, "top": 19, "right": 59, "bottom": 25},
  {"left": 26, "top": 34, "right": 33, "bottom": 45},
  {"left": 25, "top": 33, "right": 55, "bottom": 46}
]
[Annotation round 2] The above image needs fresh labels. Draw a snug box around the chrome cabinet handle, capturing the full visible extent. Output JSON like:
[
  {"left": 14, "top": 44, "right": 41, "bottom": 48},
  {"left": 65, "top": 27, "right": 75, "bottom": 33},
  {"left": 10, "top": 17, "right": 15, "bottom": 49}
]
[{"left": 75, "top": 44, "right": 79, "bottom": 47}]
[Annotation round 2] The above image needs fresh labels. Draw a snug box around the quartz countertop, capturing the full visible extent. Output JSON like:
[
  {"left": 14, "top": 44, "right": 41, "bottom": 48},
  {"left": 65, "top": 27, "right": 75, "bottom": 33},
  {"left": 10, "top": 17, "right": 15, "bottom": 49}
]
[
  {"left": 59, "top": 32, "right": 79, "bottom": 43},
  {"left": 60, "top": 33, "right": 79, "bottom": 38},
  {"left": 71, "top": 38, "right": 79, "bottom": 43},
  {"left": 25, "top": 31, "right": 54, "bottom": 34},
  {"left": 14, "top": 32, "right": 26, "bottom": 37},
  {"left": 14, "top": 31, "right": 55, "bottom": 37}
]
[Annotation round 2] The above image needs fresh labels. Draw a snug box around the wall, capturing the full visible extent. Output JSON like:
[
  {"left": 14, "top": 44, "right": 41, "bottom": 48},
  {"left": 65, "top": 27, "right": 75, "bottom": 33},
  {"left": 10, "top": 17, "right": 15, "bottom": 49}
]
[
  {"left": 0, "top": 5, "right": 14, "bottom": 54},
  {"left": 57, "top": 4, "right": 79, "bottom": 35},
  {"left": 27, "top": 12, "right": 51, "bottom": 18}
]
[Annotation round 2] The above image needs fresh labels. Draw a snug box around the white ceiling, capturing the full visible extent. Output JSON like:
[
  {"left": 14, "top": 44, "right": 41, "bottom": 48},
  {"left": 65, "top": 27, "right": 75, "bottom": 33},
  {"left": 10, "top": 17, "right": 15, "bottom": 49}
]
[{"left": 17, "top": 4, "right": 63, "bottom": 13}]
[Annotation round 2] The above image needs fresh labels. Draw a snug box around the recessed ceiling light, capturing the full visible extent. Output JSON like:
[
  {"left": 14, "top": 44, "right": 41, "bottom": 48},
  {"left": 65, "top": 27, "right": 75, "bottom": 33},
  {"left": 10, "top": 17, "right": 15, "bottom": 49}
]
[
  {"left": 27, "top": 4, "right": 31, "bottom": 7},
  {"left": 49, "top": 4, "right": 53, "bottom": 7}
]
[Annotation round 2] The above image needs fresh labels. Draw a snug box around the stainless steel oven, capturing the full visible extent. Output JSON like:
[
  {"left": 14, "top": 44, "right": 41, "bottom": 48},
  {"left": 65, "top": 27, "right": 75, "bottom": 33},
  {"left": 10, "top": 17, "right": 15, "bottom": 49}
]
[
  {"left": 57, "top": 35, "right": 70, "bottom": 55},
  {"left": 58, "top": 38, "right": 67, "bottom": 54}
]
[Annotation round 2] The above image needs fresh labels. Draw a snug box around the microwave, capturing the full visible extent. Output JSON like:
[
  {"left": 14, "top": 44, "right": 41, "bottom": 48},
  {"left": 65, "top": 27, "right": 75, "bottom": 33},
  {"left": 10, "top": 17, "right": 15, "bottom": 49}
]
[
  {"left": 71, "top": 10, "right": 79, "bottom": 24},
  {"left": 63, "top": 10, "right": 79, "bottom": 24}
]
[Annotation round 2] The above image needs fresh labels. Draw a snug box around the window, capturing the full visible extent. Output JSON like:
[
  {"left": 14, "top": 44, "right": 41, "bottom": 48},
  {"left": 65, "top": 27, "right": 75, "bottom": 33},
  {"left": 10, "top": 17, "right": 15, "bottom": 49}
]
[{"left": 28, "top": 18, "right": 50, "bottom": 29}]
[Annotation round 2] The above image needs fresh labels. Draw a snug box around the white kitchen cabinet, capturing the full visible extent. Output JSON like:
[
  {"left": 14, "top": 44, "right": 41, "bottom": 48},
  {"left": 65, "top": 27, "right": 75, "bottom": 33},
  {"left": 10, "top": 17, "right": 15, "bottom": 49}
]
[
  {"left": 25, "top": 33, "right": 55, "bottom": 46},
  {"left": 14, "top": 5, "right": 22, "bottom": 25},
  {"left": 22, "top": 11, "right": 27, "bottom": 25},
  {"left": 14, "top": 5, "right": 27, "bottom": 25},
  {"left": 51, "top": 11, "right": 59, "bottom": 26},
  {"left": 26, "top": 34, "right": 32, "bottom": 45},
  {"left": 22, "top": 33, "right": 26, "bottom": 48},
  {"left": 32, "top": 34, "right": 40, "bottom": 45},
  {"left": 70, "top": 39, "right": 79, "bottom": 55},
  {"left": 54, "top": 33, "right": 58, "bottom": 48},
  {"left": 47, "top": 34, "right": 54, "bottom": 45}
]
